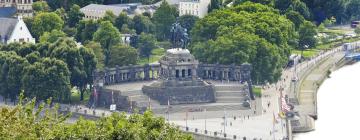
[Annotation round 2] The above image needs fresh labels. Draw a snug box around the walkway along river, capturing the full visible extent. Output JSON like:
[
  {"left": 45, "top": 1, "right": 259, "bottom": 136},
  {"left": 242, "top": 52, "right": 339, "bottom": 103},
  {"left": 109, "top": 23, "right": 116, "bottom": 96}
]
[{"left": 295, "top": 62, "right": 360, "bottom": 139}]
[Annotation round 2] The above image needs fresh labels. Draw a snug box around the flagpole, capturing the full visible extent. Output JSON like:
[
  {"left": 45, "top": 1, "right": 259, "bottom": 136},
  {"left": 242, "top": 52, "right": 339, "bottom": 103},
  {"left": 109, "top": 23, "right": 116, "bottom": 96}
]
[
  {"left": 167, "top": 98, "right": 170, "bottom": 122},
  {"left": 273, "top": 112, "right": 276, "bottom": 140},
  {"left": 223, "top": 108, "right": 226, "bottom": 134},
  {"left": 204, "top": 108, "right": 207, "bottom": 131},
  {"left": 186, "top": 109, "right": 188, "bottom": 129}
]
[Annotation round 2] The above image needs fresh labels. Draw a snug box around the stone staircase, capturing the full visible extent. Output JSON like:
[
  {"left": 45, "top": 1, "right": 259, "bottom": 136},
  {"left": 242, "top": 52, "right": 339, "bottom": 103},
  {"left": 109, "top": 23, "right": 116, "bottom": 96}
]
[
  {"left": 114, "top": 84, "right": 251, "bottom": 114},
  {"left": 120, "top": 90, "right": 161, "bottom": 108},
  {"left": 214, "top": 85, "right": 249, "bottom": 103}
]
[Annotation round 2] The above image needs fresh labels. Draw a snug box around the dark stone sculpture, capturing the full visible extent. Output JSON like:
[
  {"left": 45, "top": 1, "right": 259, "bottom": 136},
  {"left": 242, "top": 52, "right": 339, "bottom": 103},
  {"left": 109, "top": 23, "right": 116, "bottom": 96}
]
[{"left": 170, "top": 19, "right": 190, "bottom": 49}]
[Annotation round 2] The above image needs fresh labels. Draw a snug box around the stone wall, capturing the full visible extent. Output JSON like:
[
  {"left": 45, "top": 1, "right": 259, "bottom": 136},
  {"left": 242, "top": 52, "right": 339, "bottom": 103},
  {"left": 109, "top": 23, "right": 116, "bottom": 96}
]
[{"left": 142, "top": 80, "right": 215, "bottom": 105}]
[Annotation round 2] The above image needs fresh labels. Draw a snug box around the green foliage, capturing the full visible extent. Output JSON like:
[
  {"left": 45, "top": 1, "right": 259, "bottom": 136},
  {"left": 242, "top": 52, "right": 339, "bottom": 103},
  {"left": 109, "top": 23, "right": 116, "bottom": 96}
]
[
  {"left": 178, "top": 15, "right": 199, "bottom": 32},
  {"left": 0, "top": 51, "right": 29, "bottom": 101},
  {"left": 191, "top": 2, "right": 295, "bottom": 83},
  {"left": 100, "top": 11, "right": 117, "bottom": 24},
  {"left": 115, "top": 12, "right": 133, "bottom": 31},
  {"left": 132, "top": 15, "right": 154, "bottom": 34},
  {"left": 208, "top": 0, "right": 222, "bottom": 12},
  {"left": 39, "top": 30, "right": 66, "bottom": 43},
  {"left": 298, "top": 21, "right": 318, "bottom": 49},
  {"left": 76, "top": 19, "right": 99, "bottom": 44},
  {"left": 93, "top": 21, "right": 121, "bottom": 66},
  {"left": 108, "top": 45, "right": 138, "bottom": 67},
  {"left": 355, "top": 26, "right": 360, "bottom": 35},
  {"left": 0, "top": 97, "right": 192, "bottom": 139},
  {"left": 252, "top": 86, "right": 262, "bottom": 97},
  {"left": 318, "top": 23, "right": 326, "bottom": 33},
  {"left": 137, "top": 33, "right": 157, "bottom": 62},
  {"left": 32, "top": 1, "right": 51, "bottom": 12},
  {"left": 85, "top": 41, "right": 105, "bottom": 69},
  {"left": 285, "top": 10, "right": 305, "bottom": 30},
  {"left": 32, "top": 12, "right": 64, "bottom": 39},
  {"left": 49, "top": 38, "right": 97, "bottom": 101},
  {"left": 67, "top": 4, "right": 84, "bottom": 27},
  {"left": 22, "top": 58, "right": 71, "bottom": 102},
  {"left": 288, "top": 0, "right": 310, "bottom": 19},
  {"left": 0, "top": 38, "right": 97, "bottom": 102},
  {"left": 152, "top": 0, "right": 178, "bottom": 40}
]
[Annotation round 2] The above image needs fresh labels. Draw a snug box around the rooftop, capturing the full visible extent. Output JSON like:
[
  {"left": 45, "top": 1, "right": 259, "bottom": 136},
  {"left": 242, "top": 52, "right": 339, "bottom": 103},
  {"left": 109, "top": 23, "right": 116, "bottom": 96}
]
[
  {"left": 0, "top": 7, "right": 16, "bottom": 18},
  {"left": 0, "top": 17, "right": 18, "bottom": 38}
]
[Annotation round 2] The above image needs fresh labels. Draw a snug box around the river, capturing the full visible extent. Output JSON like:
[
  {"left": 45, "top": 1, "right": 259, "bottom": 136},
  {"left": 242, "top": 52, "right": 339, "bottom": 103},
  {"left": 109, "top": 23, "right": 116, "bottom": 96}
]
[{"left": 295, "top": 62, "right": 360, "bottom": 140}]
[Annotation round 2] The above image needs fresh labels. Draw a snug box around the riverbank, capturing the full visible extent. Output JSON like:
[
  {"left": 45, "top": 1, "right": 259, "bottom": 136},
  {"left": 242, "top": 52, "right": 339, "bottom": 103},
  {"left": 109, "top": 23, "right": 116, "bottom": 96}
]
[{"left": 290, "top": 43, "right": 360, "bottom": 133}]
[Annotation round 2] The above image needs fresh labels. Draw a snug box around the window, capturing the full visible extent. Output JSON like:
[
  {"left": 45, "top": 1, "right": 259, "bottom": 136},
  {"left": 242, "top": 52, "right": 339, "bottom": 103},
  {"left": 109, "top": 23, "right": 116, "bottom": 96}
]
[{"left": 19, "top": 38, "right": 24, "bottom": 42}]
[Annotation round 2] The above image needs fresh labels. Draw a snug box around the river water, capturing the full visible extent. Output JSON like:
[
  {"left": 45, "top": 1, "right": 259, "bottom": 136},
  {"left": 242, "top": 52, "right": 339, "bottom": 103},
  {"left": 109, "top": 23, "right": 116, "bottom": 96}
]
[{"left": 295, "top": 62, "right": 360, "bottom": 140}]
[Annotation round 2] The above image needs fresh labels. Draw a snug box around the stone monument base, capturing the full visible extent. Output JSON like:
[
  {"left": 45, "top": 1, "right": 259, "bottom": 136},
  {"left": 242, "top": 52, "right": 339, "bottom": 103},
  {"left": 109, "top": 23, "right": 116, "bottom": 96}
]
[{"left": 142, "top": 79, "right": 215, "bottom": 105}]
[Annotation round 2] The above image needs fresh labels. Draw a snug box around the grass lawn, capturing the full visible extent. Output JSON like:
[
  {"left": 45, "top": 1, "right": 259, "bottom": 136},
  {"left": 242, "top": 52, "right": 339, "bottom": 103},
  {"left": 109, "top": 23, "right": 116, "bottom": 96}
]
[
  {"left": 137, "top": 48, "right": 165, "bottom": 65},
  {"left": 321, "top": 29, "right": 348, "bottom": 35},
  {"left": 292, "top": 49, "right": 319, "bottom": 58},
  {"left": 252, "top": 86, "right": 262, "bottom": 97}
]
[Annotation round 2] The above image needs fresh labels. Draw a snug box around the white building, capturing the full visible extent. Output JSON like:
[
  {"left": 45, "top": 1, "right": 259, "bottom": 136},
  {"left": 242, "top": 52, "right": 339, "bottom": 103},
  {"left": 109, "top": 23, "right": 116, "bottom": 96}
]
[
  {"left": 179, "top": 0, "right": 210, "bottom": 18},
  {"left": 0, "top": 0, "right": 33, "bottom": 17},
  {"left": 0, "top": 17, "right": 35, "bottom": 44},
  {"left": 80, "top": 3, "right": 157, "bottom": 20}
]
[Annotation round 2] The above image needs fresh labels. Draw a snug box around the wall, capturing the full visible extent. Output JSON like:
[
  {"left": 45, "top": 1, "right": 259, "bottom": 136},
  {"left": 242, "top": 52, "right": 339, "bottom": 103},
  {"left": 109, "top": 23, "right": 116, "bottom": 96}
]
[{"left": 8, "top": 17, "right": 35, "bottom": 44}]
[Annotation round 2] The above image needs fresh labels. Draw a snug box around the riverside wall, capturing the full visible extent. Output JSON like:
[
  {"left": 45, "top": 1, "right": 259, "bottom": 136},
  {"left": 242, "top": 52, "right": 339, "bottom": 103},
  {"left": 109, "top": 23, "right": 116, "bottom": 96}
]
[{"left": 291, "top": 43, "right": 360, "bottom": 133}]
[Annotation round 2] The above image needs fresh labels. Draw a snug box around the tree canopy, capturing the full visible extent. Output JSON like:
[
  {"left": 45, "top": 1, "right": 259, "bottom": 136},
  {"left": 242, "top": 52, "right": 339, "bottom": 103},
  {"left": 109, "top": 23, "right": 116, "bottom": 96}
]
[
  {"left": 0, "top": 97, "right": 193, "bottom": 139},
  {"left": 191, "top": 2, "right": 296, "bottom": 83},
  {"left": 32, "top": 12, "right": 64, "bottom": 38}
]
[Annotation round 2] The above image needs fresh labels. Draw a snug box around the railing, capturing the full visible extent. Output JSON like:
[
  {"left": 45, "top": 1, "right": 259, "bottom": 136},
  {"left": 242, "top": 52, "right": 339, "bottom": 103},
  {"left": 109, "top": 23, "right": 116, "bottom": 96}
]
[{"left": 178, "top": 126, "right": 265, "bottom": 140}]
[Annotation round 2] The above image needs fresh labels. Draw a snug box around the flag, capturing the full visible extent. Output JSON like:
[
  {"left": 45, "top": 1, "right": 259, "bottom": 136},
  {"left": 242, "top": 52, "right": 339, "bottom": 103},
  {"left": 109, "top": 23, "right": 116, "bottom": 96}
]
[
  {"left": 281, "top": 97, "right": 290, "bottom": 112},
  {"left": 280, "top": 90, "right": 290, "bottom": 112}
]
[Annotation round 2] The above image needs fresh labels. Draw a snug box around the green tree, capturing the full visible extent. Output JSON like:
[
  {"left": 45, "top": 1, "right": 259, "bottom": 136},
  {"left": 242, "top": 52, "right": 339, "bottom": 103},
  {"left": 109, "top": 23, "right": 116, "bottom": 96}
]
[
  {"left": 67, "top": 4, "right": 84, "bottom": 27},
  {"left": 132, "top": 15, "right": 154, "bottom": 34},
  {"left": 93, "top": 21, "right": 121, "bottom": 66},
  {"left": 76, "top": 19, "right": 99, "bottom": 43},
  {"left": 85, "top": 41, "right": 105, "bottom": 69},
  {"left": 178, "top": 15, "right": 199, "bottom": 32},
  {"left": 152, "top": 0, "right": 178, "bottom": 40},
  {"left": 274, "top": 0, "right": 292, "bottom": 13},
  {"left": 22, "top": 58, "right": 71, "bottom": 102},
  {"left": 345, "top": 0, "right": 360, "bottom": 21},
  {"left": 108, "top": 45, "right": 138, "bottom": 67},
  {"left": 285, "top": 10, "right": 305, "bottom": 30},
  {"left": 39, "top": 29, "right": 67, "bottom": 43},
  {"left": 49, "top": 38, "right": 95, "bottom": 101},
  {"left": 32, "top": 1, "right": 51, "bottom": 12},
  {"left": 354, "top": 26, "right": 360, "bottom": 35},
  {"left": 298, "top": 21, "right": 318, "bottom": 50},
  {"left": 32, "top": 12, "right": 64, "bottom": 39},
  {"left": 79, "top": 47, "right": 97, "bottom": 99},
  {"left": 208, "top": 0, "right": 222, "bottom": 12},
  {"left": 191, "top": 2, "right": 295, "bottom": 83},
  {"left": 115, "top": 12, "right": 133, "bottom": 31},
  {"left": 137, "top": 33, "right": 157, "bottom": 62},
  {"left": 0, "top": 98, "right": 193, "bottom": 139},
  {"left": 100, "top": 10, "right": 117, "bottom": 24},
  {"left": 288, "top": 0, "right": 310, "bottom": 19},
  {"left": 0, "top": 52, "right": 29, "bottom": 102}
]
